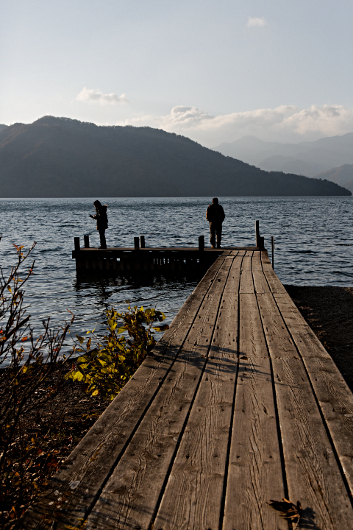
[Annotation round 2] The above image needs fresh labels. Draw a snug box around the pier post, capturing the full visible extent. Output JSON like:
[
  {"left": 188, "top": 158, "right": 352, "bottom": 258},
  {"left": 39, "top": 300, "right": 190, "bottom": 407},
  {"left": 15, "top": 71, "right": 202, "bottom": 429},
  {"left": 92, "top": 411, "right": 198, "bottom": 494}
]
[
  {"left": 84, "top": 235, "right": 90, "bottom": 248},
  {"left": 134, "top": 237, "right": 140, "bottom": 250},
  {"left": 198, "top": 235, "right": 204, "bottom": 251},
  {"left": 140, "top": 236, "right": 145, "bottom": 248},
  {"left": 271, "top": 236, "right": 275, "bottom": 269},
  {"left": 255, "top": 221, "right": 265, "bottom": 250},
  {"left": 255, "top": 220, "right": 260, "bottom": 247},
  {"left": 74, "top": 237, "right": 80, "bottom": 252}
]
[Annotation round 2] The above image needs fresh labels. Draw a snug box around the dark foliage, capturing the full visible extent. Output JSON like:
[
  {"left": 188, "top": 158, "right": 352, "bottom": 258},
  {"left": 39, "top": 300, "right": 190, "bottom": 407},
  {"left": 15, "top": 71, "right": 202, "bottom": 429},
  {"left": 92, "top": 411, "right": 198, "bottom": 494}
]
[{"left": 0, "top": 244, "right": 75, "bottom": 528}]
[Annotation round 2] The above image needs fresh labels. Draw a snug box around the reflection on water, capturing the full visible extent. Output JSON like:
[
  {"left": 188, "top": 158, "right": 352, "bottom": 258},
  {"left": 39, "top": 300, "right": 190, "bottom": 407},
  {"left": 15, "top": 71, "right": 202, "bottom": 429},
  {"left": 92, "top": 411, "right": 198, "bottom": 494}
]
[{"left": 0, "top": 196, "right": 352, "bottom": 350}]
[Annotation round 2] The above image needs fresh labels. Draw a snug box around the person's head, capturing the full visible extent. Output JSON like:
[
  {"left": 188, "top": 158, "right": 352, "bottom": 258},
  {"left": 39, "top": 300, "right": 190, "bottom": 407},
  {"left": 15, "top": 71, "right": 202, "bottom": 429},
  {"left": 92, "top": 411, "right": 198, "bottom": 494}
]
[
  {"left": 212, "top": 197, "right": 218, "bottom": 205},
  {"left": 93, "top": 200, "right": 102, "bottom": 214}
]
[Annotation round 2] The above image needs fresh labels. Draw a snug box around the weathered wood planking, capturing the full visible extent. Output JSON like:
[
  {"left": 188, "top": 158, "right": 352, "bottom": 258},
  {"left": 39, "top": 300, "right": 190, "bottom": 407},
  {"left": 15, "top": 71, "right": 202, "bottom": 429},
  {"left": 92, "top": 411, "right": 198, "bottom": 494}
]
[
  {"left": 21, "top": 249, "right": 353, "bottom": 530},
  {"left": 257, "top": 256, "right": 353, "bottom": 528},
  {"left": 223, "top": 289, "right": 287, "bottom": 530},
  {"left": 22, "top": 253, "right": 232, "bottom": 530},
  {"left": 261, "top": 252, "right": 353, "bottom": 498},
  {"left": 153, "top": 252, "right": 244, "bottom": 530},
  {"left": 84, "top": 254, "right": 236, "bottom": 530},
  {"left": 273, "top": 296, "right": 353, "bottom": 497}
]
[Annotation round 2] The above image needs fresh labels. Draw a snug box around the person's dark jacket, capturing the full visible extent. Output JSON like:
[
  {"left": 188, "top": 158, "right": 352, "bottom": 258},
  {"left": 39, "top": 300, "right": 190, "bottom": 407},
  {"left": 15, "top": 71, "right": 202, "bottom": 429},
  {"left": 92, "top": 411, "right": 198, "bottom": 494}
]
[
  {"left": 206, "top": 203, "right": 225, "bottom": 224},
  {"left": 94, "top": 205, "right": 108, "bottom": 230}
]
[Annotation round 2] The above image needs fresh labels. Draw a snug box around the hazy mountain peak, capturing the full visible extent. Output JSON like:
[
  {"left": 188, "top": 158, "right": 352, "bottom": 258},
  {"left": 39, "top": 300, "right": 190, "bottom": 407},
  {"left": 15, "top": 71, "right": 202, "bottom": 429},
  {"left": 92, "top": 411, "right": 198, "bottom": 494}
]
[{"left": 214, "top": 132, "right": 353, "bottom": 177}]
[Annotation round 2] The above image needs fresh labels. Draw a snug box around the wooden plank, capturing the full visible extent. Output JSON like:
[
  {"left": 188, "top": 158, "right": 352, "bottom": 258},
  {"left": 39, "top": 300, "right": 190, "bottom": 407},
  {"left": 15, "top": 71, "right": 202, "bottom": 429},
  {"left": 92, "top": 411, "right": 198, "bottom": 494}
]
[
  {"left": 152, "top": 255, "right": 243, "bottom": 530},
  {"left": 256, "top": 293, "right": 298, "bottom": 358},
  {"left": 275, "top": 294, "right": 353, "bottom": 497},
  {"left": 223, "top": 289, "right": 287, "bottom": 530},
  {"left": 21, "top": 255, "right": 230, "bottom": 530},
  {"left": 239, "top": 251, "right": 254, "bottom": 294},
  {"left": 258, "top": 290, "right": 353, "bottom": 527},
  {"left": 252, "top": 269, "right": 271, "bottom": 294},
  {"left": 83, "top": 257, "right": 235, "bottom": 530},
  {"left": 239, "top": 269, "right": 254, "bottom": 294},
  {"left": 271, "top": 357, "right": 353, "bottom": 529},
  {"left": 251, "top": 250, "right": 262, "bottom": 269},
  {"left": 260, "top": 250, "right": 287, "bottom": 294},
  {"left": 241, "top": 251, "right": 253, "bottom": 269},
  {"left": 253, "top": 241, "right": 270, "bottom": 296},
  {"left": 261, "top": 267, "right": 287, "bottom": 296},
  {"left": 239, "top": 294, "right": 269, "bottom": 356},
  {"left": 260, "top": 249, "right": 272, "bottom": 269},
  {"left": 224, "top": 357, "right": 287, "bottom": 530},
  {"left": 273, "top": 294, "right": 333, "bottom": 360},
  {"left": 295, "top": 356, "right": 353, "bottom": 497}
]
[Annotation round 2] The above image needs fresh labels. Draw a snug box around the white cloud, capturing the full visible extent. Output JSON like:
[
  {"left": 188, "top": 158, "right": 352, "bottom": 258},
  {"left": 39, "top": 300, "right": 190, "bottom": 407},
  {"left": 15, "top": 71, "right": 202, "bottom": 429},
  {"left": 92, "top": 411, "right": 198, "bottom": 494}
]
[
  {"left": 246, "top": 16, "right": 267, "bottom": 28},
  {"left": 117, "top": 104, "right": 353, "bottom": 146},
  {"left": 75, "top": 87, "right": 129, "bottom": 105},
  {"left": 282, "top": 105, "right": 353, "bottom": 137},
  {"left": 162, "top": 106, "right": 213, "bottom": 127}
]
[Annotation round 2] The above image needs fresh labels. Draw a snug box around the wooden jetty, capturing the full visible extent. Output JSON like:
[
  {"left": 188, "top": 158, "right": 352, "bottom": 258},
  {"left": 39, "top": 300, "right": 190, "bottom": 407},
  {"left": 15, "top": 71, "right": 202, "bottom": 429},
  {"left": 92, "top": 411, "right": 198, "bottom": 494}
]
[
  {"left": 72, "top": 235, "right": 260, "bottom": 276},
  {"left": 23, "top": 249, "right": 353, "bottom": 529},
  {"left": 72, "top": 221, "right": 265, "bottom": 276}
]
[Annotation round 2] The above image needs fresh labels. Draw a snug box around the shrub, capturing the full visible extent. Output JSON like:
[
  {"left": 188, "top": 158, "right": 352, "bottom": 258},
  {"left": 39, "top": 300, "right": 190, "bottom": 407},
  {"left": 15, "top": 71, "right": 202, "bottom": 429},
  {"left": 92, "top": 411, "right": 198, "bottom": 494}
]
[
  {"left": 0, "top": 244, "right": 74, "bottom": 528},
  {"left": 66, "top": 305, "right": 169, "bottom": 400}
]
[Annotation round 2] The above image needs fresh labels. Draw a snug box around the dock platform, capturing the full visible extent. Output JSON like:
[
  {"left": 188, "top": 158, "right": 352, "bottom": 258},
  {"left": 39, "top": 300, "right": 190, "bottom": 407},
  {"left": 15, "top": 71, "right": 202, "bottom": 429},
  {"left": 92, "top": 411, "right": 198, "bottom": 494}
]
[
  {"left": 24, "top": 249, "right": 353, "bottom": 529},
  {"left": 72, "top": 228, "right": 265, "bottom": 275}
]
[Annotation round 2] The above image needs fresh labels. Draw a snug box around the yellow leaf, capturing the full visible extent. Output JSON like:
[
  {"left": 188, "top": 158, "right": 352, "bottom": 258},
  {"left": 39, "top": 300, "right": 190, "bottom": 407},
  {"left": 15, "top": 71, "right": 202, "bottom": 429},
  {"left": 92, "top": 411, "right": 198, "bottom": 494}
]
[{"left": 72, "top": 371, "right": 84, "bottom": 382}]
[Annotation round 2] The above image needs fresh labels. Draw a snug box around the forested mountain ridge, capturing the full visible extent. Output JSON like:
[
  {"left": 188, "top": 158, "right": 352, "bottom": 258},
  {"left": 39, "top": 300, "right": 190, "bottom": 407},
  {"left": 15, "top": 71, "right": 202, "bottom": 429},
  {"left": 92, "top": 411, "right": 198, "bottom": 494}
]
[{"left": 0, "top": 116, "right": 350, "bottom": 197}]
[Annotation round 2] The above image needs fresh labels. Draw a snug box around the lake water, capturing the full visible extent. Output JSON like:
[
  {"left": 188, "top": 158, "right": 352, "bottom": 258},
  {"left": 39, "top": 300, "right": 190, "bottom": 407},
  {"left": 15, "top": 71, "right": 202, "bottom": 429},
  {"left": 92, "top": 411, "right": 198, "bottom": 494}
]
[{"left": 1, "top": 196, "right": 353, "bottom": 355}]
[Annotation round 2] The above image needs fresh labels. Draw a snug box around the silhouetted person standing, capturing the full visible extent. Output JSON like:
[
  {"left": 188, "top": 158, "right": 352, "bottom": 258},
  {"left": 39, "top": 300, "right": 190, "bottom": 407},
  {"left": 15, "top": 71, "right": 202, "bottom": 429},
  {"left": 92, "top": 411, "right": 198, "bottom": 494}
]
[
  {"left": 206, "top": 198, "right": 225, "bottom": 248},
  {"left": 90, "top": 200, "right": 108, "bottom": 249}
]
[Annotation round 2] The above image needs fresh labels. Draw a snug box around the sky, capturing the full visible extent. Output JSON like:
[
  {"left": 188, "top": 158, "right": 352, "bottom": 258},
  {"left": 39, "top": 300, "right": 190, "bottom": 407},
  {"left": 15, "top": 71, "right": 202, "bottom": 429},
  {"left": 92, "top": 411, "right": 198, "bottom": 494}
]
[{"left": 2, "top": 0, "right": 353, "bottom": 147}]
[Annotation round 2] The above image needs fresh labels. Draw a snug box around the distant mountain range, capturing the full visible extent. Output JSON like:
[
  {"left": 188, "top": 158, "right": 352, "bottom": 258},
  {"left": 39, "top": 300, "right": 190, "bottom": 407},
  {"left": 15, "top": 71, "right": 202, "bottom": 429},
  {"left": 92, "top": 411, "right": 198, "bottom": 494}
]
[
  {"left": 0, "top": 116, "right": 350, "bottom": 197},
  {"left": 214, "top": 134, "right": 353, "bottom": 178},
  {"left": 315, "top": 164, "right": 353, "bottom": 193}
]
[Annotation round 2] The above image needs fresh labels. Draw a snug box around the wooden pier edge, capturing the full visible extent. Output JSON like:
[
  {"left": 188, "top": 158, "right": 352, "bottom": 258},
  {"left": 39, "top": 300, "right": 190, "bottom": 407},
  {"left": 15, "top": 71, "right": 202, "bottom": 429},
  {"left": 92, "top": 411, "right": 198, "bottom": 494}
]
[
  {"left": 71, "top": 220, "right": 266, "bottom": 276},
  {"left": 21, "top": 249, "right": 353, "bottom": 530}
]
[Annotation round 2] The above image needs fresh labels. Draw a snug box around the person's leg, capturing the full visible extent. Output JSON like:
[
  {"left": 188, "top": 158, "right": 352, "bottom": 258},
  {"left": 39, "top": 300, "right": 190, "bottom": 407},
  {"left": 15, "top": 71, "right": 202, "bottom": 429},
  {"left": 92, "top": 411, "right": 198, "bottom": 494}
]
[
  {"left": 209, "top": 223, "right": 216, "bottom": 248},
  {"left": 216, "top": 224, "right": 222, "bottom": 248},
  {"left": 99, "top": 229, "right": 107, "bottom": 249}
]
